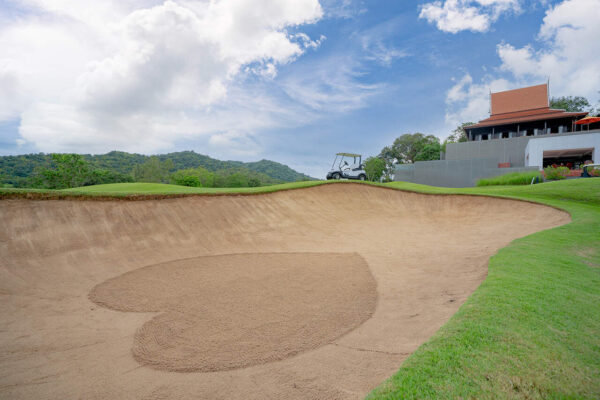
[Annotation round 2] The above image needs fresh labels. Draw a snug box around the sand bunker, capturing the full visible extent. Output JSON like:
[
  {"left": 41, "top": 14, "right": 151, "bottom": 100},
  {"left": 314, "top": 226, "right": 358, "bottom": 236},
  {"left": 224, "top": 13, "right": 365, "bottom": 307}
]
[
  {"left": 0, "top": 184, "right": 570, "bottom": 399},
  {"left": 90, "top": 252, "right": 377, "bottom": 372}
]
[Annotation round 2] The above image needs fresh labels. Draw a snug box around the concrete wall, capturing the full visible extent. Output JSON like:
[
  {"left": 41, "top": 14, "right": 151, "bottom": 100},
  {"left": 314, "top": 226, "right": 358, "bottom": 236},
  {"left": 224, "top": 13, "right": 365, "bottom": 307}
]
[
  {"left": 446, "top": 130, "right": 600, "bottom": 167},
  {"left": 445, "top": 137, "right": 531, "bottom": 166},
  {"left": 394, "top": 159, "right": 539, "bottom": 188},
  {"left": 525, "top": 131, "right": 600, "bottom": 168}
]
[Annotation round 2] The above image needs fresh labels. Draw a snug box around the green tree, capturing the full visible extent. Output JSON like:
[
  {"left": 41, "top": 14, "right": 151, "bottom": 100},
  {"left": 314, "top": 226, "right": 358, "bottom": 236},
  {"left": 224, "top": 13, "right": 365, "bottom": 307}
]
[
  {"left": 381, "top": 133, "right": 441, "bottom": 164},
  {"left": 133, "top": 157, "right": 174, "bottom": 183},
  {"left": 447, "top": 122, "right": 474, "bottom": 143},
  {"left": 415, "top": 141, "right": 442, "bottom": 161},
  {"left": 30, "top": 154, "right": 91, "bottom": 189},
  {"left": 170, "top": 167, "right": 215, "bottom": 187},
  {"left": 364, "top": 157, "right": 386, "bottom": 182},
  {"left": 550, "top": 96, "right": 592, "bottom": 112}
]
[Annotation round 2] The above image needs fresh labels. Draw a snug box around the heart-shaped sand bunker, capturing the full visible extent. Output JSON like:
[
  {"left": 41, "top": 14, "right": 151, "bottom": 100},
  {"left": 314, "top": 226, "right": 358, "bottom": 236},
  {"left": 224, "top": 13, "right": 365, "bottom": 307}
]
[{"left": 89, "top": 252, "right": 377, "bottom": 372}]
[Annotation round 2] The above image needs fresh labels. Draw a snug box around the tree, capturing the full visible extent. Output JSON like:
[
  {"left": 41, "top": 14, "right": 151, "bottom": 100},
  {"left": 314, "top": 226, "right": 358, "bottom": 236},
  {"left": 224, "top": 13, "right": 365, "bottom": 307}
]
[
  {"left": 133, "top": 157, "right": 174, "bottom": 183},
  {"left": 364, "top": 157, "right": 386, "bottom": 182},
  {"left": 28, "top": 154, "right": 133, "bottom": 189},
  {"left": 414, "top": 141, "right": 442, "bottom": 161},
  {"left": 30, "top": 154, "right": 91, "bottom": 189},
  {"left": 378, "top": 145, "right": 397, "bottom": 181},
  {"left": 170, "top": 167, "right": 214, "bottom": 187},
  {"left": 447, "top": 122, "right": 474, "bottom": 143},
  {"left": 550, "top": 96, "right": 592, "bottom": 112},
  {"left": 381, "top": 133, "right": 441, "bottom": 164}
]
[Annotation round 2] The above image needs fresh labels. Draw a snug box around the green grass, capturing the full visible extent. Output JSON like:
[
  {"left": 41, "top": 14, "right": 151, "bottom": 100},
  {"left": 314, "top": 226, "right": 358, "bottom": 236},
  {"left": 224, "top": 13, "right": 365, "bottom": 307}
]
[
  {"left": 367, "top": 178, "right": 600, "bottom": 399},
  {"left": 477, "top": 170, "right": 543, "bottom": 186},
  {"left": 0, "top": 181, "right": 327, "bottom": 198},
  {"left": 1, "top": 178, "right": 599, "bottom": 398}
]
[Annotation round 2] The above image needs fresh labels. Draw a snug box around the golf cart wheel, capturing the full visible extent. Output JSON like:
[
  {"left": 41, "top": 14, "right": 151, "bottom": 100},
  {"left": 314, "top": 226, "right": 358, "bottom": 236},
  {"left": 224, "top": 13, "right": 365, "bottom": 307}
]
[
  {"left": 358, "top": 174, "right": 366, "bottom": 181},
  {"left": 332, "top": 173, "right": 341, "bottom": 180}
]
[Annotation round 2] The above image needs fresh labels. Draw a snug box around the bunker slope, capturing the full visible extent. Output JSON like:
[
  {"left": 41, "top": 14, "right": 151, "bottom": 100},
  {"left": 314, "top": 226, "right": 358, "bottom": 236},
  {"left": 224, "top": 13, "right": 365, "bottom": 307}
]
[{"left": 0, "top": 184, "right": 569, "bottom": 399}]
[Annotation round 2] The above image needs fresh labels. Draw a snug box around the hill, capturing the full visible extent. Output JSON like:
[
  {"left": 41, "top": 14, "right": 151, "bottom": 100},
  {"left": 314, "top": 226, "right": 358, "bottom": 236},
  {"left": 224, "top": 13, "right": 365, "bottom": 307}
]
[{"left": 0, "top": 151, "right": 314, "bottom": 187}]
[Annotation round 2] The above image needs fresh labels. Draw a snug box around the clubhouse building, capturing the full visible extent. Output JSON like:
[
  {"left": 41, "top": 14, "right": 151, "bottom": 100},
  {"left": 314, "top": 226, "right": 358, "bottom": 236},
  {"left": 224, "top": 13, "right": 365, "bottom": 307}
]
[{"left": 395, "top": 83, "right": 600, "bottom": 187}]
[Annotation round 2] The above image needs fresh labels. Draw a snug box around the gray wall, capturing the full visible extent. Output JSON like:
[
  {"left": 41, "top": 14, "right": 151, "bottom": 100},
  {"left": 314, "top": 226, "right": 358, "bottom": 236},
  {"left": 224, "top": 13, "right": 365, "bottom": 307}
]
[
  {"left": 445, "top": 137, "right": 531, "bottom": 166},
  {"left": 445, "top": 130, "right": 599, "bottom": 167},
  {"left": 394, "top": 159, "right": 538, "bottom": 188}
]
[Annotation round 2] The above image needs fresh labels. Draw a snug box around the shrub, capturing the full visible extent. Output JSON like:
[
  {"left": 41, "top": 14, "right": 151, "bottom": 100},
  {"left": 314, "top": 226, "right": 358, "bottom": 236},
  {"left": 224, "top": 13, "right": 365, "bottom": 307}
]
[
  {"left": 170, "top": 167, "right": 214, "bottom": 187},
  {"left": 364, "top": 157, "right": 386, "bottom": 182},
  {"left": 477, "top": 171, "right": 543, "bottom": 186},
  {"left": 544, "top": 166, "right": 569, "bottom": 180}
]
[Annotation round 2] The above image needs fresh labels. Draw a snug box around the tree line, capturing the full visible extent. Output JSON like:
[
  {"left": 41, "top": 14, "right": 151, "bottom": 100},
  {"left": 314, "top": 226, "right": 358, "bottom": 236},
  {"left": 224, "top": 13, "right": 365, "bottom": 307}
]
[
  {"left": 0, "top": 150, "right": 314, "bottom": 189},
  {"left": 4, "top": 153, "right": 305, "bottom": 189}
]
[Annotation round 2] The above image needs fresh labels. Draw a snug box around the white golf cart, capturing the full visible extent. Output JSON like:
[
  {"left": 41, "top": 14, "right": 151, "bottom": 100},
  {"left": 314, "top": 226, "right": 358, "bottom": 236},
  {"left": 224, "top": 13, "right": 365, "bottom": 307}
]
[{"left": 326, "top": 153, "right": 367, "bottom": 181}]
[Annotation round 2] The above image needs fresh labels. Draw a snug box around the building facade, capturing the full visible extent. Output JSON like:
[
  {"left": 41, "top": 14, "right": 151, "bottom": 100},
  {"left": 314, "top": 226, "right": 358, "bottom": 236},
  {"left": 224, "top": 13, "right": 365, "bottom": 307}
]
[{"left": 394, "top": 83, "right": 598, "bottom": 187}]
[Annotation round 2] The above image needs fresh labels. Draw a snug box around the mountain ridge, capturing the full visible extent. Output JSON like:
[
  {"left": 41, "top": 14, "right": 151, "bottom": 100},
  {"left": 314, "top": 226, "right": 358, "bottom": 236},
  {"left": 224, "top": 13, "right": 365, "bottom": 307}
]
[{"left": 0, "top": 150, "right": 315, "bottom": 187}]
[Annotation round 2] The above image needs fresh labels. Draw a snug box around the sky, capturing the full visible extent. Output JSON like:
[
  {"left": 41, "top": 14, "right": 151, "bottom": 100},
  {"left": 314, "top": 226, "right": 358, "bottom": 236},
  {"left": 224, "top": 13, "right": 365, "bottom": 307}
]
[{"left": 0, "top": 0, "right": 599, "bottom": 178}]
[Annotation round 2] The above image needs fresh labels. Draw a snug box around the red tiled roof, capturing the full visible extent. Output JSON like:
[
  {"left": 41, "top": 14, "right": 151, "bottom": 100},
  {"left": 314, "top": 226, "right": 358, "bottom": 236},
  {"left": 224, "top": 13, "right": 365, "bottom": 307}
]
[
  {"left": 468, "top": 109, "right": 587, "bottom": 129},
  {"left": 491, "top": 84, "right": 548, "bottom": 115},
  {"left": 467, "top": 83, "right": 587, "bottom": 129}
]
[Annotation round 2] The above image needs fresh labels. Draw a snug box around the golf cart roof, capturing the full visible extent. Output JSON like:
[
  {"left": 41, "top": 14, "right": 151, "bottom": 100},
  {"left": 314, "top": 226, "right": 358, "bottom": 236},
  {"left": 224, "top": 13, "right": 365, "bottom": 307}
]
[{"left": 336, "top": 152, "right": 361, "bottom": 157}]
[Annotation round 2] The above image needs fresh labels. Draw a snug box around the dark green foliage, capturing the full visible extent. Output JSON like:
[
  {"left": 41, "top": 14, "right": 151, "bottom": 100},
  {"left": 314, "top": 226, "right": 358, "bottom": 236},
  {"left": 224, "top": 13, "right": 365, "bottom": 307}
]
[
  {"left": 544, "top": 166, "right": 569, "bottom": 180},
  {"left": 550, "top": 96, "right": 592, "bottom": 112},
  {"left": 414, "top": 142, "right": 442, "bottom": 162},
  {"left": 364, "top": 157, "right": 386, "bottom": 182},
  {"left": 378, "top": 134, "right": 442, "bottom": 179},
  {"left": 87, "top": 169, "right": 134, "bottom": 186},
  {"left": 213, "top": 168, "right": 279, "bottom": 187},
  {"left": 170, "top": 166, "right": 279, "bottom": 188},
  {"left": 28, "top": 154, "right": 132, "bottom": 189},
  {"left": 0, "top": 151, "right": 313, "bottom": 187},
  {"left": 242, "top": 159, "right": 312, "bottom": 182},
  {"left": 132, "top": 157, "right": 174, "bottom": 183},
  {"left": 170, "top": 167, "right": 213, "bottom": 187}
]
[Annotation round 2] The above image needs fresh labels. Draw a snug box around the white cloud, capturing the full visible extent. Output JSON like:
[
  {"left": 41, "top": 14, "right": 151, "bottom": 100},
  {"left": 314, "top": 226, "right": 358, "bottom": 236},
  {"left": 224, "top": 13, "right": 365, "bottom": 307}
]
[
  {"left": 281, "top": 55, "right": 381, "bottom": 113},
  {"left": 358, "top": 21, "right": 408, "bottom": 66},
  {"left": 320, "top": 0, "right": 366, "bottom": 18},
  {"left": 419, "top": 0, "right": 520, "bottom": 33},
  {"left": 0, "top": 0, "right": 332, "bottom": 154},
  {"left": 444, "top": 73, "right": 512, "bottom": 128},
  {"left": 498, "top": 0, "right": 600, "bottom": 100}
]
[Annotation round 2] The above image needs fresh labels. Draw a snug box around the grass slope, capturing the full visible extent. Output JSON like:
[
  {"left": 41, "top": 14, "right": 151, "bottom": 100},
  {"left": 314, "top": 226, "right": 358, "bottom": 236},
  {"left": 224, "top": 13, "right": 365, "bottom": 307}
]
[
  {"left": 368, "top": 178, "right": 600, "bottom": 399},
  {"left": 1, "top": 179, "right": 598, "bottom": 398},
  {"left": 0, "top": 181, "right": 327, "bottom": 198}
]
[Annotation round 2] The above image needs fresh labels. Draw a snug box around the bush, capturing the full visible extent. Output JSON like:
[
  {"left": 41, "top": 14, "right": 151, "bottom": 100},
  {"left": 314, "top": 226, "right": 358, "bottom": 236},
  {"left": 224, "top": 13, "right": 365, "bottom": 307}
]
[
  {"left": 544, "top": 166, "right": 569, "bottom": 180},
  {"left": 364, "top": 157, "right": 386, "bottom": 182},
  {"left": 170, "top": 167, "right": 214, "bottom": 187},
  {"left": 477, "top": 171, "right": 543, "bottom": 186}
]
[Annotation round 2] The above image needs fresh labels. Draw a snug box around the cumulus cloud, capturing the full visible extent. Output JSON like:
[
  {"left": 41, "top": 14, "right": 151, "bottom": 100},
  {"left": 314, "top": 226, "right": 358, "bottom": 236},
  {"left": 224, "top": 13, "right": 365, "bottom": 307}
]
[
  {"left": 419, "top": 0, "right": 520, "bottom": 33},
  {"left": 444, "top": 74, "right": 512, "bottom": 127},
  {"left": 0, "top": 0, "right": 333, "bottom": 154},
  {"left": 497, "top": 0, "right": 600, "bottom": 99},
  {"left": 443, "top": 0, "right": 600, "bottom": 136}
]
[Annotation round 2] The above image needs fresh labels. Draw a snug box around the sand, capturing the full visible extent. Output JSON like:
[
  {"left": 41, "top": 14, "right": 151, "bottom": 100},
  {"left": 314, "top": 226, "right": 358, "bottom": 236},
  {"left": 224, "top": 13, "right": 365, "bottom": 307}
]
[{"left": 0, "top": 184, "right": 570, "bottom": 399}]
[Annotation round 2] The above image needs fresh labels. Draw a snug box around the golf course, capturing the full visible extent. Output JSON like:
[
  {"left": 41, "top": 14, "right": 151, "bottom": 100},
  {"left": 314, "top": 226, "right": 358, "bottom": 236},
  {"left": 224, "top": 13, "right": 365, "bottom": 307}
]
[{"left": 1, "top": 179, "right": 598, "bottom": 399}]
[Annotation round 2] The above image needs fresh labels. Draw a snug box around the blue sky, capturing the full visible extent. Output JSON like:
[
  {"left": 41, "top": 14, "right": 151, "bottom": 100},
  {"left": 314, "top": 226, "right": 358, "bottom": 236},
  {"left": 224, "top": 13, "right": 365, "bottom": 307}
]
[{"left": 0, "top": 0, "right": 598, "bottom": 177}]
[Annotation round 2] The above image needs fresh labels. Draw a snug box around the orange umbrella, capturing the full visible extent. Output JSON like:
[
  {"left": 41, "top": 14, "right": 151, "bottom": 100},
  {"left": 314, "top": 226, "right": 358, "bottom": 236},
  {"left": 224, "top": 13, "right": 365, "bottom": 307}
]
[{"left": 575, "top": 116, "right": 600, "bottom": 125}]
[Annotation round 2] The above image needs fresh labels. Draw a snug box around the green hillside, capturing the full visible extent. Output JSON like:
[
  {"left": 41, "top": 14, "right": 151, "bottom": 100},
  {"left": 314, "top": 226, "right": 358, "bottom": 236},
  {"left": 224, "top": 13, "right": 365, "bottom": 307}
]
[{"left": 0, "top": 151, "right": 314, "bottom": 187}]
